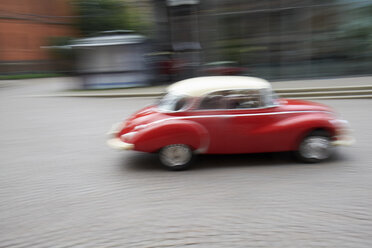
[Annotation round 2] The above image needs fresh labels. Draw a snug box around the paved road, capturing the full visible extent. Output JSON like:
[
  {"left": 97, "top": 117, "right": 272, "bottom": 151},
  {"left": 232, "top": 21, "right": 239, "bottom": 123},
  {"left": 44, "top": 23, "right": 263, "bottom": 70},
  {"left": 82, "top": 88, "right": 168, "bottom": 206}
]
[{"left": 1, "top": 84, "right": 372, "bottom": 247}]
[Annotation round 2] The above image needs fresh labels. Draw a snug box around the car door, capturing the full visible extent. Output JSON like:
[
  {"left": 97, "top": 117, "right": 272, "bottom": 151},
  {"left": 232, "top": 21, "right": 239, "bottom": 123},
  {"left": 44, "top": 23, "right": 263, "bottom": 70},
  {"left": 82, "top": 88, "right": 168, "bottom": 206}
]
[
  {"left": 223, "top": 90, "right": 285, "bottom": 154},
  {"left": 186, "top": 92, "right": 231, "bottom": 154}
]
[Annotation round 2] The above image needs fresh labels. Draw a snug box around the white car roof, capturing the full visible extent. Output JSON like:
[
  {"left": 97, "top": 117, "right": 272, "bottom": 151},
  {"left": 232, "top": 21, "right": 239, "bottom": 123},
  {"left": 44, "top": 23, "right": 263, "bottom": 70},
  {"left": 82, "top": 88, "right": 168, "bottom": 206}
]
[{"left": 167, "top": 76, "right": 271, "bottom": 97}]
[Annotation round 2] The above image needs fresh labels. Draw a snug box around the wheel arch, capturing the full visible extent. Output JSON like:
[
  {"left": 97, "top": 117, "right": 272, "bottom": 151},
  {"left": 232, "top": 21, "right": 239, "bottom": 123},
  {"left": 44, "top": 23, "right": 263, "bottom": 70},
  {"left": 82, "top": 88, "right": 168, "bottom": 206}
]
[
  {"left": 293, "top": 126, "right": 334, "bottom": 150},
  {"left": 132, "top": 119, "right": 209, "bottom": 153}
]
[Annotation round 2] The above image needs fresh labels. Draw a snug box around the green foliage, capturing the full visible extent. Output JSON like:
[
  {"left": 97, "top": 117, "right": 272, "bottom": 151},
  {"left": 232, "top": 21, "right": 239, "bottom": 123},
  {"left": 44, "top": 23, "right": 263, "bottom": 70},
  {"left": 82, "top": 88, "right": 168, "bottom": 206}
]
[
  {"left": 215, "top": 39, "right": 267, "bottom": 64},
  {"left": 338, "top": 3, "right": 372, "bottom": 56},
  {"left": 0, "top": 73, "right": 64, "bottom": 80},
  {"left": 72, "top": 0, "right": 142, "bottom": 36}
]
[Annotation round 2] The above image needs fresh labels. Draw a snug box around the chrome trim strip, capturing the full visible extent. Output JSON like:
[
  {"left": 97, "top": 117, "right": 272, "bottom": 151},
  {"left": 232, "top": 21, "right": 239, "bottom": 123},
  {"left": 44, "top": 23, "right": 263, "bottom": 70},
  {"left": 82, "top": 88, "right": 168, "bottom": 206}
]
[
  {"left": 189, "top": 104, "right": 279, "bottom": 112},
  {"left": 144, "top": 110, "right": 332, "bottom": 128}
]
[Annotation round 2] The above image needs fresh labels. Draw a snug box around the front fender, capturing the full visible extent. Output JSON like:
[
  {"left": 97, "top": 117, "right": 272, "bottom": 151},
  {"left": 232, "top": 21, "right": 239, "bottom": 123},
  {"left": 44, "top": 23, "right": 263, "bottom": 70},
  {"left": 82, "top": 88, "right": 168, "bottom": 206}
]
[
  {"left": 132, "top": 119, "right": 209, "bottom": 153},
  {"left": 277, "top": 112, "right": 336, "bottom": 150}
]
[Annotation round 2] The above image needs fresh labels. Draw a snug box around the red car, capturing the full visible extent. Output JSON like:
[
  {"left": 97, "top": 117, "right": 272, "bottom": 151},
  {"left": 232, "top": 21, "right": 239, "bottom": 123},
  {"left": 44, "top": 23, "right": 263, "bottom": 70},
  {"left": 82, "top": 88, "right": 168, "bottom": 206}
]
[{"left": 108, "top": 76, "right": 354, "bottom": 170}]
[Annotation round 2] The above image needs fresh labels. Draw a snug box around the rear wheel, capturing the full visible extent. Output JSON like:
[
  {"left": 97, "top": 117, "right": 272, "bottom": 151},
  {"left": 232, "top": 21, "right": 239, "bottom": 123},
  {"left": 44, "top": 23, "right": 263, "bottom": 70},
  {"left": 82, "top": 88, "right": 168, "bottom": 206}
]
[
  {"left": 296, "top": 130, "right": 332, "bottom": 163},
  {"left": 159, "top": 144, "right": 194, "bottom": 170}
]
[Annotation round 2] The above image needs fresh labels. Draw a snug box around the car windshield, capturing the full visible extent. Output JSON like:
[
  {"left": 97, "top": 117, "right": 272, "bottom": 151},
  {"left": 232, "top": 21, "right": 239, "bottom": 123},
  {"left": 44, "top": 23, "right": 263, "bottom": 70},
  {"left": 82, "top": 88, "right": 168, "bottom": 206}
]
[
  {"left": 157, "top": 93, "right": 189, "bottom": 112},
  {"left": 261, "top": 88, "right": 278, "bottom": 106}
]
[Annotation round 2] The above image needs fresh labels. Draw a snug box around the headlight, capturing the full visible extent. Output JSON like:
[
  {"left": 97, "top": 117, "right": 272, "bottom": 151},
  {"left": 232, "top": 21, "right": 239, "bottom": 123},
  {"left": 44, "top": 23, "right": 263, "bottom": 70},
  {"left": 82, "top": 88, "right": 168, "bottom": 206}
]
[{"left": 329, "top": 119, "right": 349, "bottom": 127}]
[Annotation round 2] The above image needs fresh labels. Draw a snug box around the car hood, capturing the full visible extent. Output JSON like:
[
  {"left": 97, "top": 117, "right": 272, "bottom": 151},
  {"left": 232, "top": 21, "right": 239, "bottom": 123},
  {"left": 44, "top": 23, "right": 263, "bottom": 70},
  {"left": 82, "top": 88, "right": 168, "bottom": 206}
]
[
  {"left": 119, "top": 105, "right": 167, "bottom": 135},
  {"left": 278, "top": 99, "right": 334, "bottom": 113}
]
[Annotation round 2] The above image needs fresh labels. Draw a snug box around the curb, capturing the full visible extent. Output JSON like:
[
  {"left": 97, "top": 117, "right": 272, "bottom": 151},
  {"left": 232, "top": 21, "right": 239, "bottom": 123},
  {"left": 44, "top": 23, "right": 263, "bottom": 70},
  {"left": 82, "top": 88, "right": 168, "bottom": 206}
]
[
  {"left": 279, "top": 90, "right": 372, "bottom": 97},
  {"left": 28, "top": 92, "right": 165, "bottom": 98},
  {"left": 274, "top": 85, "right": 372, "bottom": 93},
  {"left": 280, "top": 95, "right": 372, "bottom": 100}
]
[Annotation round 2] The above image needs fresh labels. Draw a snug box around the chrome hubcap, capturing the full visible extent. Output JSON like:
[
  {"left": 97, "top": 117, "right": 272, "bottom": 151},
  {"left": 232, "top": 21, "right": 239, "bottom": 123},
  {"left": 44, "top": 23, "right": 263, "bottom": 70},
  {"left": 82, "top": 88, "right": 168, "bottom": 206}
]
[
  {"left": 300, "top": 136, "right": 331, "bottom": 160},
  {"left": 160, "top": 144, "right": 192, "bottom": 167}
]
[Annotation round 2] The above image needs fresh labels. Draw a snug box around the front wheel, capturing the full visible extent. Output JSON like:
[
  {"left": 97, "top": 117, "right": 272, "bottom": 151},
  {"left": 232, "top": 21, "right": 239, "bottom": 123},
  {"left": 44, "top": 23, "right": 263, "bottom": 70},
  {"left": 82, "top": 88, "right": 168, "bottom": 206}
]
[
  {"left": 295, "top": 131, "right": 332, "bottom": 163},
  {"left": 159, "top": 144, "right": 194, "bottom": 170}
]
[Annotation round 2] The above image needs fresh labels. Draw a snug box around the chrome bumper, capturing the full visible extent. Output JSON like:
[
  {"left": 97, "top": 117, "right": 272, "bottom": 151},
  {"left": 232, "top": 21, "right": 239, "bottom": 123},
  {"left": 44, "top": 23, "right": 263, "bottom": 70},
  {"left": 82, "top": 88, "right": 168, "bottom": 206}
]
[
  {"left": 107, "top": 138, "right": 134, "bottom": 150},
  {"left": 331, "top": 120, "right": 355, "bottom": 146},
  {"left": 107, "top": 122, "right": 134, "bottom": 150},
  {"left": 331, "top": 136, "right": 355, "bottom": 146}
]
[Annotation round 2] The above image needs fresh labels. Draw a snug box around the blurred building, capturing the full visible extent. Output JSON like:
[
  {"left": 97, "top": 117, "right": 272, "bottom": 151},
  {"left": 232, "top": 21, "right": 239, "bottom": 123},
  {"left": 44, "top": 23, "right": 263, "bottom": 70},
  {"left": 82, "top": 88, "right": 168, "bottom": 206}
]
[
  {"left": 1, "top": 0, "right": 371, "bottom": 81},
  {"left": 0, "top": 0, "right": 76, "bottom": 74},
  {"left": 153, "top": 0, "right": 372, "bottom": 80},
  {"left": 152, "top": 0, "right": 201, "bottom": 81},
  {"left": 70, "top": 31, "right": 151, "bottom": 89}
]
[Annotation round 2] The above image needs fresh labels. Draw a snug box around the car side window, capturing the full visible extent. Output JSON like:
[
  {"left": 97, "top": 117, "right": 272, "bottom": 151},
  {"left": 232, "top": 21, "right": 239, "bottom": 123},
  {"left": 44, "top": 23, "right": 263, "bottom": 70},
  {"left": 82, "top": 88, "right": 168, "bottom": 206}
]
[
  {"left": 197, "top": 89, "right": 271, "bottom": 110},
  {"left": 198, "top": 93, "right": 226, "bottom": 110},
  {"left": 225, "top": 90, "right": 262, "bottom": 109}
]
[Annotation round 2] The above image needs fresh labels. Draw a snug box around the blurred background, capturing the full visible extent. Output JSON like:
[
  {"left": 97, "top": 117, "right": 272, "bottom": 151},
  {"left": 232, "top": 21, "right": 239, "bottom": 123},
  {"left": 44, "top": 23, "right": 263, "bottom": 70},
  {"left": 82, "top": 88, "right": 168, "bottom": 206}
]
[
  {"left": 0, "top": 0, "right": 371, "bottom": 87},
  {"left": 1, "top": 2, "right": 372, "bottom": 247}
]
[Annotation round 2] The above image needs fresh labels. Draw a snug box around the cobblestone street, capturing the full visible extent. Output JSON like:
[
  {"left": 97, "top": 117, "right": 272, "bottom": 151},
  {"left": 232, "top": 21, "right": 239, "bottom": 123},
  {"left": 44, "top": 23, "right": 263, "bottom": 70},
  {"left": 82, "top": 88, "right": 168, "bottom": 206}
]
[{"left": 1, "top": 84, "right": 372, "bottom": 247}]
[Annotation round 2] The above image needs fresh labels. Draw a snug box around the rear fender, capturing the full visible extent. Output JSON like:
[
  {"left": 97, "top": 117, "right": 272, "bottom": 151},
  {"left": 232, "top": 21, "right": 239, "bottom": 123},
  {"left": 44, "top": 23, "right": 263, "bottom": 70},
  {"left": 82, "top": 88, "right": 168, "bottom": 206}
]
[{"left": 276, "top": 113, "right": 336, "bottom": 150}]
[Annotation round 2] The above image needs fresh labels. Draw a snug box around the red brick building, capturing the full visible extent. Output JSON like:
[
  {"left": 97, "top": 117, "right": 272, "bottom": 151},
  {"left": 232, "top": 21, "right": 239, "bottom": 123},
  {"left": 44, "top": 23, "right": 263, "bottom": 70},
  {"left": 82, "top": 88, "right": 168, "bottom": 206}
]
[{"left": 0, "top": 0, "right": 76, "bottom": 73}]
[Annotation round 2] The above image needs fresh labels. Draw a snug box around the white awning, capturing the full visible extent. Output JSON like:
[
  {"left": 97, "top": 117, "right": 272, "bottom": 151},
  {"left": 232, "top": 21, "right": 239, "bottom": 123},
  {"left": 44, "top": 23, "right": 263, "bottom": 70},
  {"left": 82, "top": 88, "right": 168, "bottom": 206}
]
[
  {"left": 166, "top": 0, "right": 199, "bottom": 7},
  {"left": 70, "top": 34, "right": 146, "bottom": 48}
]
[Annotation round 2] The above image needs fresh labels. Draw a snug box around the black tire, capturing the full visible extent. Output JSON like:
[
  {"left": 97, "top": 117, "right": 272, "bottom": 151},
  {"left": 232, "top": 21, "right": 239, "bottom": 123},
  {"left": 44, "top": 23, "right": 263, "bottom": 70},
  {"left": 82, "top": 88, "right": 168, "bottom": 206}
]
[
  {"left": 295, "top": 130, "right": 332, "bottom": 163},
  {"left": 159, "top": 144, "right": 194, "bottom": 170}
]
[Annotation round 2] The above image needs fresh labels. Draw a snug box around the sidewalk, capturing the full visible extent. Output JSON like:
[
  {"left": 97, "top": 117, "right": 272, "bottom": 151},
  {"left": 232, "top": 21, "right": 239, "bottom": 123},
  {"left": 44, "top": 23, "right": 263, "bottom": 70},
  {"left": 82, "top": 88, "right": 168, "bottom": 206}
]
[
  {"left": 270, "top": 76, "right": 372, "bottom": 89},
  {"left": 3, "top": 75, "right": 372, "bottom": 99}
]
